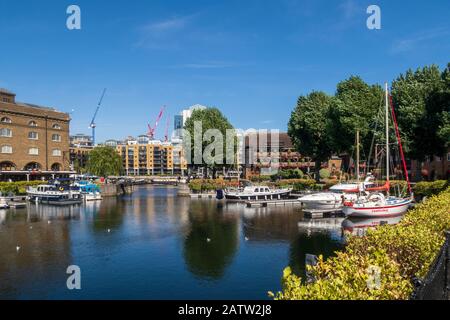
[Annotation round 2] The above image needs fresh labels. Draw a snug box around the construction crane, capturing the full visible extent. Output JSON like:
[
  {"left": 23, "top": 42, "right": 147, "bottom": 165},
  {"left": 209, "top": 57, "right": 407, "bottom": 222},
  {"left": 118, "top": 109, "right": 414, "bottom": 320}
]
[
  {"left": 147, "top": 105, "right": 165, "bottom": 140},
  {"left": 164, "top": 114, "right": 170, "bottom": 142},
  {"left": 89, "top": 88, "right": 107, "bottom": 146}
]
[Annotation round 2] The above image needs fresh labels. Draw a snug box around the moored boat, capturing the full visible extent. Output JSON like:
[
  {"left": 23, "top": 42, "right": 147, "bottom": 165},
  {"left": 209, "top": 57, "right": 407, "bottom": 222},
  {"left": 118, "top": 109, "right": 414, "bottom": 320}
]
[
  {"left": 0, "top": 197, "right": 9, "bottom": 209},
  {"left": 343, "top": 83, "right": 413, "bottom": 218},
  {"left": 298, "top": 176, "right": 375, "bottom": 211},
  {"left": 27, "top": 184, "right": 82, "bottom": 205},
  {"left": 75, "top": 181, "right": 102, "bottom": 201},
  {"left": 224, "top": 186, "right": 292, "bottom": 201}
]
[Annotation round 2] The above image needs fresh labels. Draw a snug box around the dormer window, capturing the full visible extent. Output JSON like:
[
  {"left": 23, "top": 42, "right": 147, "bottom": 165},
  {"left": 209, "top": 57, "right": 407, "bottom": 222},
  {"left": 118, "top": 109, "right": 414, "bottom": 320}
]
[
  {"left": 0, "top": 117, "right": 11, "bottom": 123},
  {"left": 29, "top": 121, "right": 38, "bottom": 127},
  {"left": 52, "top": 124, "right": 61, "bottom": 130}
]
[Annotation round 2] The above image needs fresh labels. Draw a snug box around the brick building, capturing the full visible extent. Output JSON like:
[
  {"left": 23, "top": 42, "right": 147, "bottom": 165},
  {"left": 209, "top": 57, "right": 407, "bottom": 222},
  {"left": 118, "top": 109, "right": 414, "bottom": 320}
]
[
  {"left": 116, "top": 136, "right": 187, "bottom": 176},
  {"left": 0, "top": 88, "right": 71, "bottom": 180}
]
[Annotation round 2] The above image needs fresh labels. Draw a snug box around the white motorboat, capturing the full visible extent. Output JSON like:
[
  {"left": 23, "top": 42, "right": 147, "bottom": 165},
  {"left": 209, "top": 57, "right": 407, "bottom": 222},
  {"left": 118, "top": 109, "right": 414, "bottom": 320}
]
[
  {"left": 224, "top": 186, "right": 292, "bottom": 201},
  {"left": 75, "top": 181, "right": 103, "bottom": 201},
  {"left": 343, "top": 83, "right": 413, "bottom": 218},
  {"left": 0, "top": 197, "right": 9, "bottom": 209},
  {"left": 298, "top": 176, "right": 375, "bottom": 211},
  {"left": 27, "top": 185, "right": 83, "bottom": 205}
]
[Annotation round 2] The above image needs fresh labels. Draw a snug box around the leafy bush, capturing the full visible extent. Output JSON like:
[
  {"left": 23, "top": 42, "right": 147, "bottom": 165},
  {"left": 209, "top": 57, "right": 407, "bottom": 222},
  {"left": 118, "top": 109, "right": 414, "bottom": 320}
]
[
  {"left": 188, "top": 179, "right": 238, "bottom": 193},
  {"left": 413, "top": 180, "right": 448, "bottom": 198},
  {"left": 271, "top": 187, "right": 450, "bottom": 300},
  {"left": 319, "top": 168, "right": 330, "bottom": 179},
  {"left": 250, "top": 175, "right": 272, "bottom": 183},
  {"left": 271, "top": 169, "right": 304, "bottom": 181},
  {"left": 0, "top": 181, "right": 45, "bottom": 195}
]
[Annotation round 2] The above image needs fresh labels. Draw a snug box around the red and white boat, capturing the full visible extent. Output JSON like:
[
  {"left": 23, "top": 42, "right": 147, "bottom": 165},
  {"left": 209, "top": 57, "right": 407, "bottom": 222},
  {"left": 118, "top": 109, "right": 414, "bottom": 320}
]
[
  {"left": 343, "top": 193, "right": 412, "bottom": 217},
  {"left": 343, "top": 83, "right": 414, "bottom": 218}
]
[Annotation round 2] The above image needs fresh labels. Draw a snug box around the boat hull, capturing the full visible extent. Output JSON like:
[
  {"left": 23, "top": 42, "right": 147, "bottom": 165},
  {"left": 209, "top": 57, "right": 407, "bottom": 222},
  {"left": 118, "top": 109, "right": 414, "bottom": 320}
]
[
  {"left": 225, "top": 190, "right": 291, "bottom": 201},
  {"left": 343, "top": 199, "right": 412, "bottom": 218}
]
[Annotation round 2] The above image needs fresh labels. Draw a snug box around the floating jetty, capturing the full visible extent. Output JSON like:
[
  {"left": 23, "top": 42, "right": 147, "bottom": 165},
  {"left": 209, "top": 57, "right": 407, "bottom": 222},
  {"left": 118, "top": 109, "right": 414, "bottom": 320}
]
[
  {"left": 190, "top": 193, "right": 217, "bottom": 199},
  {"left": 303, "top": 208, "right": 343, "bottom": 219},
  {"left": 245, "top": 199, "right": 301, "bottom": 208}
]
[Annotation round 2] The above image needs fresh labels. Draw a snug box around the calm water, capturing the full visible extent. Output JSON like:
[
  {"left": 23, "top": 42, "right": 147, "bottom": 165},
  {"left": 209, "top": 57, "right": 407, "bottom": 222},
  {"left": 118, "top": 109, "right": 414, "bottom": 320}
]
[{"left": 0, "top": 185, "right": 345, "bottom": 300}]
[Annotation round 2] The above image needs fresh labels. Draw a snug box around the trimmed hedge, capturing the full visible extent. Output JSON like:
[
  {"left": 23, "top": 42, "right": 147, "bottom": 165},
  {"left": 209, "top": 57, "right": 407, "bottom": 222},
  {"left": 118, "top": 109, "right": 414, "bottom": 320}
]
[
  {"left": 0, "top": 181, "right": 45, "bottom": 195},
  {"left": 188, "top": 179, "right": 239, "bottom": 193},
  {"left": 270, "top": 186, "right": 450, "bottom": 300}
]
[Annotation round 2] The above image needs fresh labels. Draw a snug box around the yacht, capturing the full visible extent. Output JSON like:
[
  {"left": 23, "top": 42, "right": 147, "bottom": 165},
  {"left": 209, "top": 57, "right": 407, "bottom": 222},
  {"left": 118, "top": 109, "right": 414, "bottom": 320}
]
[
  {"left": 224, "top": 186, "right": 292, "bottom": 201},
  {"left": 343, "top": 83, "right": 413, "bottom": 218},
  {"left": 298, "top": 176, "right": 376, "bottom": 211},
  {"left": 27, "top": 184, "right": 82, "bottom": 205}
]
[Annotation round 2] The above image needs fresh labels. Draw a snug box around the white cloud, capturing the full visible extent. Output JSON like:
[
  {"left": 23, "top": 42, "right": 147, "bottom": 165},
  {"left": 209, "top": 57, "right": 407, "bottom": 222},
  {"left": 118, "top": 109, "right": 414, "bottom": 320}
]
[{"left": 391, "top": 27, "right": 450, "bottom": 53}]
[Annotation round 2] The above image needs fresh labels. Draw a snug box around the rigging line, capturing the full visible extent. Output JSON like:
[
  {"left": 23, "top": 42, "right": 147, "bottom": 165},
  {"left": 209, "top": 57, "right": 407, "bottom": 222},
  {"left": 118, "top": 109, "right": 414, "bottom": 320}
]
[
  {"left": 389, "top": 94, "right": 412, "bottom": 194},
  {"left": 367, "top": 93, "right": 385, "bottom": 176}
]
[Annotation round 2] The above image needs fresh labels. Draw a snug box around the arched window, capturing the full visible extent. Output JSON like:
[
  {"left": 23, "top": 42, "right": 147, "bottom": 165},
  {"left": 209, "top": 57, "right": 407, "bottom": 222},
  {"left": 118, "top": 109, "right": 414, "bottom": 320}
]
[
  {"left": 28, "top": 121, "right": 38, "bottom": 127},
  {"left": 52, "top": 149, "right": 62, "bottom": 156},
  {"left": 0, "top": 161, "right": 16, "bottom": 171},
  {"left": 1, "top": 145, "right": 12, "bottom": 154},
  {"left": 52, "top": 123, "right": 61, "bottom": 130},
  {"left": 52, "top": 134, "right": 61, "bottom": 142},
  {"left": 28, "top": 131, "right": 39, "bottom": 140},
  {"left": 0, "top": 128, "right": 12, "bottom": 137},
  {"left": 28, "top": 147, "right": 39, "bottom": 155},
  {"left": 0, "top": 117, "right": 12, "bottom": 124},
  {"left": 51, "top": 163, "right": 62, "bottom": 171},
  {"left": 24, "top": 162, "right": 41, "bottom": 171}
]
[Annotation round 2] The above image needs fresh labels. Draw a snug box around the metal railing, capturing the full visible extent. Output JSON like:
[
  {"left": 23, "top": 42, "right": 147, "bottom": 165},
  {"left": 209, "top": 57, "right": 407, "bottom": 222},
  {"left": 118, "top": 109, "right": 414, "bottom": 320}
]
[{"left": 411, "top": 231, "right": 449, "bottom": 300}]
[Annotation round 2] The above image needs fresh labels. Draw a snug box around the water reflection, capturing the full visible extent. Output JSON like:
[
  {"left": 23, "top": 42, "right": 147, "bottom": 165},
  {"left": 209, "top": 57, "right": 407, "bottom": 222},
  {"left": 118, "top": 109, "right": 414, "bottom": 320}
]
[
  {"left": 342, "top": 216, "right": 404, "bottom": 236},
  {"left": 183, "top": 201, "right": 239, "bottom": 280},
  {"left": 0, "top": 186, "right": 349, "bottom": 299}
]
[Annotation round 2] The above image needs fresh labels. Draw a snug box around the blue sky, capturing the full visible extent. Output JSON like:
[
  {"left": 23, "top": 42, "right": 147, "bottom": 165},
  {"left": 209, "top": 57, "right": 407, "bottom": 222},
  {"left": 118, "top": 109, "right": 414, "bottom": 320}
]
[{"left": 0, "top": 0, "right": 449, "bottom": 142}]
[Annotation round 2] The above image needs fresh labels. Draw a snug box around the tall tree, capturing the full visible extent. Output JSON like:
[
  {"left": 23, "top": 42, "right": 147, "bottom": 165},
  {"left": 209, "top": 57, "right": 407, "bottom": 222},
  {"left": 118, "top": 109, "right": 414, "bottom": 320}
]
[
  {"left": 86, "top": 146, "right": 123, "bottom": 177},
  {"left": 183, "top": 108, "right": 235, "bottom": 178},
  {"left": 288, "top": 91, "right": 333, "bottom": 181},
  {"left": 391, "top": 65, "right": 446, "bottom": 160},
  {"left": 328, "top": 76, "right": 384, "bottom": 160}
]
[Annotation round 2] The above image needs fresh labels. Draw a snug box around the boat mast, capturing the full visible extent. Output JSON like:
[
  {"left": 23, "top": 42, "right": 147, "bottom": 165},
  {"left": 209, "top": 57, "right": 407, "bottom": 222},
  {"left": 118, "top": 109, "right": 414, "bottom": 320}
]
[
  {"left": 356, "top": 130, "right": 360, "bottom": 183},
  {"left": 385, "top": 82, "right": 390, "bottom": 194}
]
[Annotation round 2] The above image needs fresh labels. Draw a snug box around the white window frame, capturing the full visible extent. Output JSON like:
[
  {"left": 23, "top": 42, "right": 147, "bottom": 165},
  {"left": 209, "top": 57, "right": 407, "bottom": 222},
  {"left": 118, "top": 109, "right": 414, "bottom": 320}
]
[
  {"left": 52, "top": 149, "right": 62, "bottom": 157},
  {"left": 52, "top": 134, "right": 61, "bottom": 142},
  {"left": 0, "top": 128, "right": 12, "bottom": 137},
  {"left": 52, "top": 124, "right": 61, "bottom": 130},
  {"left": 28, "top": 148, "right": 39, "bottom": 155},
  {"left": 0, "top": 117, "right": 12, "bottom": 124},
  {"left": 28, "top": 131, "right": 39, "bottom": 140},
  {"left": 1, "top": 145, "right": 12, "bottom": 154}
]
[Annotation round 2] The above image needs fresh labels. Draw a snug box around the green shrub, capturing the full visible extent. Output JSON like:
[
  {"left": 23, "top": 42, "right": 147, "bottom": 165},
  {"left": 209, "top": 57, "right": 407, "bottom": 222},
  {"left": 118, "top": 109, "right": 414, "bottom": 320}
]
[
  {"left": 319, "top": 169, "right": 330, "bottom": 179},
  {"left": 413, "top": 180, "right": 448, "bottom": 198},
  {"left": 0, "top": 181, "right": 45, "bottom": 195},
  {"left": 271, "top": 187, "right": 450, "bottom": 300}
]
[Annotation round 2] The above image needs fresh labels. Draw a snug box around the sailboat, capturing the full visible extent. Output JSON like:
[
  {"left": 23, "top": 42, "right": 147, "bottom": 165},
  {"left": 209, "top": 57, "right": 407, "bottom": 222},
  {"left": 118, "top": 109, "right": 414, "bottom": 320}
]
[{"left": 343, "top": 83, "right": 413, "bottom": 218}]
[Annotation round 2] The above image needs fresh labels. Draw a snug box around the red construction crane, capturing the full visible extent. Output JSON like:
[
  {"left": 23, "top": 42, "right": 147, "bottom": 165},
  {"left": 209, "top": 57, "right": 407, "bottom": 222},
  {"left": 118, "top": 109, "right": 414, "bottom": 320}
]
[{"left": 147, "top": 106, "right": 165, "bottom": 139}]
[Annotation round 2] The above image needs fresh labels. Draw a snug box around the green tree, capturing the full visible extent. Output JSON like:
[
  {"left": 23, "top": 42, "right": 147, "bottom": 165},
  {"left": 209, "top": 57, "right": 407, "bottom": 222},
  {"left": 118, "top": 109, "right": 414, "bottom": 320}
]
[
  {"left": 183, "top": 108, "right": 235, "bottom": 178},
  {"left": 391, "top": 64, "right": 447, "bottom": 160},
  {"left": 288, "top": 91, "right": 333, "bottom": 182},
  {"left": 328, "top": 76, "right": 384, "bottom": 159},
  {"left": 86, "top": 146, "right": 123, "bottom": 177}
]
